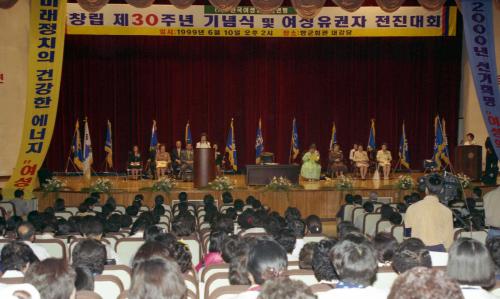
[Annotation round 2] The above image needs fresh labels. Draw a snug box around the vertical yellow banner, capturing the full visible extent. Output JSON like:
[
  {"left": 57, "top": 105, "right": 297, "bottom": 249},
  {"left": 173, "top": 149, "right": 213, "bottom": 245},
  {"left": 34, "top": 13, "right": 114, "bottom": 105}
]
[{"left": 3, "top": 0, "right": 67, "bottom": 199}]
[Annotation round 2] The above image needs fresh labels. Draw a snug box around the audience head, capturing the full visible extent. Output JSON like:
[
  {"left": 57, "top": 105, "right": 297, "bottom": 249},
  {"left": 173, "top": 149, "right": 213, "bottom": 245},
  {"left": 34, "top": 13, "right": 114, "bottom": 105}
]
[
  {"left": 129, "top": 256, "right": 187, "bottom": 299},
  {"left": 299, "top": 242, "right": 317, "bottom": 270},
  {"left": 80, "top": 216, "right": 104, "bottom": 239},
  {"left": 132, "top": 241, "right": 171, "bottom": 268},
  {"left": 171, "top": 214, "right": 195, "bottom": 237},
  {"left": 344, "top": 194, "right": 354, "bottom": 205},
  {"left": 221, "top": 235, "right": 240, "bottom": 263},
  {"left": 380, "top": 204, "right": 393, "bottom": 220},
  {"left": 388, "top": 267, "right": 464, "bottom": 299},
  {"left": 1, "top": 241, "right": 39, "bottom": 273},
  {"left": 274, "top": 229, "right": 296, "bottom": 254},
  {"left": 353, "top": 195, "right": 363, "bottom": 205},
  {"left": 337, "top": 222, "right": 360, "bottom": 240},
  {"left": 234, "top": 199, "right": 244, "bottom": 212},
  {"left": 362, "top": 201, "right": 374, "bottom": 213},
  {"left": 208, "top": 230, "right": 227, "bottom": 253},
  {"left": 388, "top": 212, "right": 403, "bottom": 225},
  {"left": 305, "top": 215, "right": 322, "bottom": 234},
  {"left": 73, "top": 266, "right": 94, "bottom": 291},
  {"left": 373, "top": 232, "right": 398, "bottom": 264},
  {"left": 222, "top": 191, "right": 233, "bottom": 204},
  {"left": 311, "top": 238, "right": 338, "bottom": 282},
  {"left": 14, "top": 189, "right": 24, "bottom": 199},
  {"left": 72, "top": 239, "right": 107, "bottom": 275},
  {"left": 24, "top": 258, "right": 76, "bottom": 299},
  {"left": 447, "top": 237, "right": 495, "bottom": 289},
  {"left": 288, "top": 219, "right": 306, "bottom": 239},
  {"left": 486, "top": 236, "right": 500, "bottom": 273},
  {"left": 178, "top": 192, "right": 188, "bottom": 203},
  {"left": 247, "top": 238, "right": 287, "bottom": 285},
  {"left": 257, "top": 277, "right": 316, "bottom": 299},
  {"left": 144, "top": 225, "right": 164, "bottom": 242},
  {"left": 392, "top": 238, "right": 432, "bottom": 274},
  {"left": 126, "top": 205, "right": 139, "bottom": 217},
  {"left": 16, "top": 222, "right": 35, "bottom": 242},
  {"left": 120, "top": 214, "right": 133, "bottom": 228},
  {"left": 54, "top": 198, "right": 65, "bottom": 212},
  {"left": 284, "top": 207, "right": 301, "bottom": 223},
  {"left": 330, "top": 239, "right": 377, "bottom": 286}
]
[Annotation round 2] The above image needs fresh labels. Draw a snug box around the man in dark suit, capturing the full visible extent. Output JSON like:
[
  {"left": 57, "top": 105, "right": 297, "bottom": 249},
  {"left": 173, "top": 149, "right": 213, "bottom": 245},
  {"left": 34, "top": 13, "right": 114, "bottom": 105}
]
[
  {"left": 181, "top": 143, "right": 194, "bottom": 173},
  {"left": 171, "top": 140, "right": 183, "bottom": 175}
]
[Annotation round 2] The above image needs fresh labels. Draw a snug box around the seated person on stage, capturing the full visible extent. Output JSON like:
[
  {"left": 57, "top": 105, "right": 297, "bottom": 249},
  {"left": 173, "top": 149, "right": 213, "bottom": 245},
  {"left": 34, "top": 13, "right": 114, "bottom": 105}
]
[
  {"left": 376, "top": 143, "right": 392, "bottom": 180},
  {"left": 353, "top": 145, "right": 369, "bottom": 179},
  {"left": 128, "top": 145, "right": 142, "bottom": 179},
  {"left": 213, "top": 144, "right": 223, "bottom": 174},
  {"left": 171, "top": 140, "right": 183, "bottom": 174},
  {"left": 301, "top": 144, "right": 321, "bottom": 181},
  {"left": 329, "top": 143, "right": 347, "bottom": 177},
  {"left": 463, "top": 132, "right": 475, "bottom": 145},
  {"left": 196, "top": 133, "right": 211, "bottom": 149},
  {"left": 349, "top": 143, "right": 358, "bottom": 171},
  {"left": 156, "top": 144, "right": 172, "bottom": 178},
  {"left": 180, "top": 143, "right": 194, "bottom": 173}
]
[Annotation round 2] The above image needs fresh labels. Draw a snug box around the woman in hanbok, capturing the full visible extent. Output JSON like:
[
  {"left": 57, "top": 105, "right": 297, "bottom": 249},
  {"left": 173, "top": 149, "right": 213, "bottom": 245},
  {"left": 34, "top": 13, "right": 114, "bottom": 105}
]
[
  {"left": 377, "top": 143, "right": 392, "bottom": 180},
  {"left": 329, "top": 144, "right": 347, "bottom": 177},
  {"left": 301, "top": 144, "right": 321, "bottom": 181},
  {"left": 353, "top": 145, "right": 369, "bottom": 179},
  {"left": 156, "top": 144, "right": 172, "bottom": 178}
]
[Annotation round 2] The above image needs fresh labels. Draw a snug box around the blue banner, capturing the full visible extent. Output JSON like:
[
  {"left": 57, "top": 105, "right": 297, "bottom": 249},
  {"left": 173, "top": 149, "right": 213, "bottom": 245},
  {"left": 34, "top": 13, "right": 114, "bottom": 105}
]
[{"left": 462, "top": 0, "right": 500, "bottom": 159}]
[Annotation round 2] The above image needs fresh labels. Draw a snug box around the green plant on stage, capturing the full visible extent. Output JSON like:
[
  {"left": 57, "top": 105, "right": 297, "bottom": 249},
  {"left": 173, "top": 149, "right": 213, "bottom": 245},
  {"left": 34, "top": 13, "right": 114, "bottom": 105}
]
[
  {"left": 41, "top": 178, "right": 66, "bottom": 197},
  {"left": 82, "top": 178, "right": 113, "bottom": 195},
  {"left": 151, "top": 176, "right": 177, "bottom": 193},
  {"left": 456, "top": 173, "right": 471, "bottom": 189},
  {"left": 335, "top": 175, "right": 353, "bottom": 191},
  {"left": 395, "top": 175, "right": 415, "bottom": 190},
  {"left": 208, "top": 176, "right": 234, "bottom": 191},
  {"left": 265, "top": 176, "right": 294, "bottom": 192}
]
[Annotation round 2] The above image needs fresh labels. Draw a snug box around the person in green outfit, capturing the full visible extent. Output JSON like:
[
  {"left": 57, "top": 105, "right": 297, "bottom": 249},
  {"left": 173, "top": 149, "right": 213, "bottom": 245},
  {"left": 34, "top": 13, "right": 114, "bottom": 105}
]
[{"left": 301, "top": 144, "right": 321, "bottom": 181}]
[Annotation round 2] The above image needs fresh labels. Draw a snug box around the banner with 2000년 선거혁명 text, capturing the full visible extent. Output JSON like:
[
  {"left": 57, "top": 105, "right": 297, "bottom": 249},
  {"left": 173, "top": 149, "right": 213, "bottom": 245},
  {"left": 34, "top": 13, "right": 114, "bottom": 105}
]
[
  {"left": 66, "top": 4, "right": 457, "bottom": 38},
  {"left": 3, "top": 0, "right": 67, "bottom": 199}
]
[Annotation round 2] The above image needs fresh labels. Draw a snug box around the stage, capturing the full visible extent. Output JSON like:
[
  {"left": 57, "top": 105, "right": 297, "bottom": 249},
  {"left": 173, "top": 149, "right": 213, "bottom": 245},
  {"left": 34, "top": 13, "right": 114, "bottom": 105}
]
[{"left": 34, "top": 173, "right": 497, "bottom": 220}]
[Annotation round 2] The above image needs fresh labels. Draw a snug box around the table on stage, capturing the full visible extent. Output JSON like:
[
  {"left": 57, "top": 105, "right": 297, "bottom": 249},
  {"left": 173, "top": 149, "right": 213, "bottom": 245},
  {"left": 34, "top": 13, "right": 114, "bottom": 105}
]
[{"left": 246, "top": 164, "right": 300, "bottom": 186}]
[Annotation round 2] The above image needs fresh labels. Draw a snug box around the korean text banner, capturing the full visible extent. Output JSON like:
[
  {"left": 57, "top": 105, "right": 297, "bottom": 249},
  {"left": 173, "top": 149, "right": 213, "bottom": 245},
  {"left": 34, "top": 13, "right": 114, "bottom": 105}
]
[
  {"left": 462, "top": 0, "right": 500, "bottom": 161},
  {"left": 67, "top": 4, "right": 457, "bottom": 37},
  {"left": 4, "top": 0, "right": 67, "bottom": 199}
]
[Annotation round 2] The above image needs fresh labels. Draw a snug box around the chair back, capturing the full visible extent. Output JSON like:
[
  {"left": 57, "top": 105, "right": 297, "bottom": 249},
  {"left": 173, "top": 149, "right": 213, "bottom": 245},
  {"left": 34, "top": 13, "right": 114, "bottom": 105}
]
[
  {"left": 201, "top": 263, "right": 229, "bottom": 283},
  {"left": 208, "top": 285, "right": 249, "bottom": 299},
  {"left": 343, "top": 205, "right": 355, "bottom": 222},
  {"left": 391, "top": 224, "right": 404, "bottom": 243},
  {"left": 303, "top": 234, "right": 326, "bottom": 244},
  {"left": 205, "top": 272, "right": 231, "bottom": 299},
  {"left": 363, "top": 213, "right": 382, "bottom": 236},
  {"left": 376, "top": 219, "right": 392, "bottom": 234},
  {"left": 103, "top": 265, "right": 132, "bottom": 290},
  {"left": 65, "top": 206, "right": 79, "bottom": 215},
  {"left": 33, "top": 238, "right": 66, "bottom": 260},
  {"left": 115, "top": 238, "right": 145, "bottom": 266},
  {"left": 454, "top": 229, "right": 488, "bottom": 244},
  {"left": 55, "top": 211, "right": 73, "bottom": 220},
  {"left": 179, "top": 235, "right": 201, "bottom": 265},
  {"left": 94, "top": 275, "right": 124, "bottom": 299},
  {"left": 284, "top": 269, "right": 317, "bottom": 286}
]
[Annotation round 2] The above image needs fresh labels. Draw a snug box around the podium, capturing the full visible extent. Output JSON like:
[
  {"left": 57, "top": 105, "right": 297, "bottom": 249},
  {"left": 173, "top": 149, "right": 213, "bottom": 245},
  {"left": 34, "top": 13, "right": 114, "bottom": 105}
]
[
  {"left": 454, "top": 145, "right": 482, "bottom": 181},
  {"left": 194, "top": 148, "right": 216, "bottom": 188}
]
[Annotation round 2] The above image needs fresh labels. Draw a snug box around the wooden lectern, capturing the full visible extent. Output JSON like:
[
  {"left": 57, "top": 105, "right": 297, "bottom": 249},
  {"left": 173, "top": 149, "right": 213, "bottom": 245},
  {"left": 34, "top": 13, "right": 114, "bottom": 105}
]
[
  {"left": 454, "top": 145, "right": 482, "bottom": 181},
  {"left": 194, "top": 148, "right": 216, "bottom": 188}
]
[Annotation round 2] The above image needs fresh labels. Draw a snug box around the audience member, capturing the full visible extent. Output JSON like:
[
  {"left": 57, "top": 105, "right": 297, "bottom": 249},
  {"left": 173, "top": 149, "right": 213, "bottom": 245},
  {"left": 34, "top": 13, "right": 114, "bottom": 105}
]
[
  {"left": 79, "top": 216, "right": 120, "bottom": 263},
  {"left": 24, "top": 258, "right": 76, "bottom": 299},
  {"left": 311, "top": 239, "right": 338, "bottom": 284},
  {"left": 373, "top": 232, "right": 398, "bottom": 265},
  {"left": 195, "top": 230, "right": 226, "bottom": 271},
  {"left": 288, "top": 219, "right": 306, "bottom": 259},
  {"left": 1, "top": 241, "right": 39, "bottom": 278},
  {"left": 486, "top": 236, "right": 500, "bottom": 280},
  {"left": 258, "top": 277, "right": 316, "bottom": 299},
  {"left": 305, "top": 215, "right": 322, "bottom": 234},
  {"left": 16, "top": 222, "right": 50, "bottom": 260},
  {"left": 299, "top": 242, "right": 317, "bottom": 270},
  {"left": 72, "top": 239, "right": 107, "bottom": 276},
  {"left": 392, "top": 238, "right": 432, "bottom": 274},
  {"left": 12, "top": 190, "right": 32, "bottom": 217}
]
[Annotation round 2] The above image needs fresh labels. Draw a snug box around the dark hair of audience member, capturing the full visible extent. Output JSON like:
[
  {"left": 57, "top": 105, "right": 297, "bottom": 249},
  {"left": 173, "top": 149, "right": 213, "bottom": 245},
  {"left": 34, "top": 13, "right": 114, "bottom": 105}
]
[
  {"left": 299, "top": 242, "right": 317, "bottom": 270},
  {"left": 132, "top": 241, "right": 171, "bottom": 268},
  {"left": 388, "top": 267, "right": 464, "bottom": 299},
  {"left": 24, "top": 258, "right": 76, "bottom": 299},
  {"left": 257, "top": 277, "right": 316, "bottom": 299},
  {"left": 224, "top": 207, "right": 237, "bottom": 220},
  {"left": 170, "top": 241, "right": 193, "bottom": 273},
  {"left": 153, "top": 205, "right": 165, "bottom": 219},
  {"left": 72, "top": 239, "right": 107, "bottom": 275},
  {"left": 126, "top": 205, "right": 139, "bottom": 217},
  {"left": 337, "top": 221, "right": 359, "bottom": 240},
  {"left": 288, "top": 219, "right": 306, "bottom": 239},
  {"left": 171, "top": 215, "right": 195, "bottom": 237},
  {"left": 341, "top": 231, "right": 370, "bottom": 245},
  {"left": 74, "top": 266, "right": 94, "bottom": 291},
  {"left": 101, "top": 203, "right": 114, "bottom": 217},
  {"left": 221, "top": 235, "right": 240, "bottom": 263},
  {"left": 264, "top": 215, "right": 284, "bottom": 236},
  {"left": 373, "top": 232, "right": 398, "bottom": 264},
  {"left": 237, "top": 209, "right": 256, "bottom": 230},
  {"left": 154, "top": 195, "right": 165, "bottom": 206},
  {"left": 80, "top": 216, "right": 104, "bottom": 238},
  {"left": 14, "top": 189, "right": 24, "bottom": 198},
  {"left": 129, "top": 256, "right": 187, "bottom": 299},
  {"left": 0, "top": 217, "right": 7, "bottom": 236},
  {"left": 229, "top": 237, "right": 258, "bottom": 285},
  {"left": 284, "top": 207, "right": 302, "bottom": 223},
  {"left": 130, "top": 218, "right": 149, "bottom": 237},
  {"left": 344, "top": 194, "right": 354, "bottom": 204},
  {"left": 247, "top": 238, "right": 288, "bottom": 285},
  {"left": 245, "top": 195, "right": 257, "bottom": 206},
  {"left": 362, "top": 201, "right": 374, "bottom": 213},
  {"left": 144, "top": 225, "right": 163, "bottom": 242},
  {"left": 234, "top": 199, "right": 244, "bottom": 211},
  {"left": 154, "top": 232, "right": 177, "bottom": 247},
  {"left": 1, "top": 241, "right": 39, "bottom": 272},
  {"left": 392, "top": 238, "right": 432, "bottom": 274},
  {"left": 54, "top": 198, "right": 65, "bottom": 212},
  {"left": 330, "top": 239, "right": 378, "bottom": 286},
  {"left": 16, "top": 221, "right": 35, "bottom": 241},
  {"left": 305, "top": 215, "right": 322, "bottom": 234},
  {"left": 274, "top": 229, "right": 296, "bottom": 254},
  {"left": 380, "top": 204, "right": 394, "bottom": 220},
  {"left": 203, "top": 194, "right": 215, "bottom": 206},
  {"left": 78, "top": 203, "right": 90, "bottom": 214},
  {"left": 6, "top": 216, "right": 23, "bottom": 233},
  {"left": 397, "top": 203, "right": 408, "bottom": 213},
  {"left": 312, "top": 239, "right": 339, "bottom": 282},
  {"left": 353, "top": 194, "right": 363, "bottom": 205},
  {"left": 120, "top": 214, "right": 133, "bottom": 228},
  {"left": 104, "top": 214, "right": 122, "bottom": 233},
  {"left": 486, "top": 236, "right": 500, "bottom": 274},
  {"left": 213, "top": 215, "right": 233, "bottom": 234},
  {"left": 222, "top": 191, "right": 233, "bottom": 204},
  {"left": 388, "top": 212, "right": 403, "bottom": 225},
  {"left": 447, "top": 237, "right": 495, "bottom": 289},
  {"left": 208, "top": 230, "right": 227, "bottom": 253},
  {"left": 178, "top": 192, "right": 188, "bottom": 202}
]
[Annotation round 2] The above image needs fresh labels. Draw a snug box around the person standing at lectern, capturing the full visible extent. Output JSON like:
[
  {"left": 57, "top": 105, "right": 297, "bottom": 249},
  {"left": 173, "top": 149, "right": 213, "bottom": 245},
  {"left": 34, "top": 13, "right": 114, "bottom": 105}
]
[
  {"left": 181, "top": 143, "right": 194, "bottom": 173},
  {"left": 463, "top": 133, "right": 476, "bottom": 145},
  {"left": 171, "top": 140, "right": 183, "bottom": 175},
  {"left": 301, "top": 144, "right": 321, "bottom": 181},
  {"left": 196, "top": 133, "right": 211, "bottom": 149}
]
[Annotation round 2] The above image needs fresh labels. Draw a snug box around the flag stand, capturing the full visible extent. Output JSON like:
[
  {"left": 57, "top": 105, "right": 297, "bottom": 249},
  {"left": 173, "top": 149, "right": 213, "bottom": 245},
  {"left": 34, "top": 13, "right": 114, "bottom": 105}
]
[{"left": 64, "top": 130, "right": 82, "bottom": 174}]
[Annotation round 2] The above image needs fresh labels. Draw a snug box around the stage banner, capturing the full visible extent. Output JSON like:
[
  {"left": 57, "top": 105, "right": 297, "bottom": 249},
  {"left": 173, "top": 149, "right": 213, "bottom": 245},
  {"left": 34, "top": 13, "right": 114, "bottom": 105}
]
[
  {"left": 462, "top": 0, "right": 500, "bottom": 161},
  {"left": 3, "top": 0, "right": 67, "bottom": 199},
  {"left": 66, "top": 4, "right": 457, "bottom": 37}
]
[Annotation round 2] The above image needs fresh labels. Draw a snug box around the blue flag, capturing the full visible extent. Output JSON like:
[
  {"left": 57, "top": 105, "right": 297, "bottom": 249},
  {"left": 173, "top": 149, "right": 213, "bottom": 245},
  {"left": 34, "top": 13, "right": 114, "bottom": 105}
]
[
  {"left": 368, "top": 119, "right": 376, "bottom": 150},
  {"left": 226, "top": 118, "right": 238, "bottom": 171},
  {"left": 185, "top": 121, "right": 192, "bottom": 145},
  {"left": 82, "top": 118, "right": 93, "bottom": 179},
  {"left": 255, "top": 117, "right": 264, "bottom": 164},
  {"left": 150, "top": 120, "right": 158, "bottom": 152},
  {"left": 105, "top": 120, "right": 113, "bottom": 169},
  {"left": 399, "top": 122, "right": 410, "bottom": 169},
  {"left": 290, "top": 118, "right": 299, "bottom": 162},
  {"left": 433, "top": 116, "right": 450, "bottom": 170},
  {"left": 71, "top": 119, "right": 83, "bottom": 171}
]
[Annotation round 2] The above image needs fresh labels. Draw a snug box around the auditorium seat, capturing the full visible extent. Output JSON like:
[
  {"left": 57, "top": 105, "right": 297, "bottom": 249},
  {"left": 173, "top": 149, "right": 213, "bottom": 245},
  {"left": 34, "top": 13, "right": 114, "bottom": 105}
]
[
  {"left": 219, "top": 205, "right": 232, "bottom": 213},
  {"left": 303, "top": 234, "right": 326, "bottom": 244},
  {"left": 94, "top": 275, "right": 124, "bottom": 299},
  {"left": 287, "top": 261, "right": 301, "bottom": 270},
  {"left": 55, "top": 211, "right": 73, "bottom": 220},
  {"left": 285, "top": 269, "right": 317, "bottom": 286},
  {"left": 363, "top": 213, "right": 382, "bottom": 237},
  {"left": 490, "top": 281, "right": 500, "bottom": 297},
  {"left": 93, "top": 206, "right": 102, "bottom": 213},
  {"left": 115, "top": 205, "right": 126, "bottom": 215},
  {"left": 115, "top": 238, "right": 145, "bottom": 266},
  {"left": 208, "top": 285, "right": 249, "bottom": 299},
  {"left": 65, "top": 206, "right": 79, "bottom": 215},
  {"left": 454, "top": 229, "right": 488, "bottom": 244},
  {"left": 373, "top": 266, "right": 398, "bottom": 290},
  {"left": 157, "top": 222, "right": 170, "bottom": 232},
  {"left": 376, "top": 219, "right": 392, "bottom": 234},
  {"left": 352, "top": 208, "right": 366, "bottom": 230},
  {"left": 183, "top": 273, "right": 199, "bottom": 297},
  {"left": 0, "top": 202, "right": 15, "bottom": 216},
  {"left": 342, "top": 204, "right": 356, "bottom": 222},
  {"left": 178, "top": 235, "right": 201, "bottom": 266},
  {"left": 201, "top": 263, "right": 229, "bottom": 283},
  {"left": 34, "top": 239, "right": 66, "bottom": 260},
  {"left": 103, "top": 265, "right": 132, "bottom": 290},
  {"left": 391, "top": 224, "right": 404, "bottom": 243},
  {"left": 204, "top": 272, "right": 231, "bottom": 299},
  {"left": 310, "top": 283, "right": 335, "bottom": 294}
]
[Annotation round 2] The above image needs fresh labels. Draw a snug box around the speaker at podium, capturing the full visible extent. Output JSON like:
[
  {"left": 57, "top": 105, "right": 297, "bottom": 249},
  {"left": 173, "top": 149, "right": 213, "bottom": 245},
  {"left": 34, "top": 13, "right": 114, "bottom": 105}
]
[
  {"left": 194, "top": 148, "right": 216, "bottom": 188},
  {"left": 454, "top": 145, "right": 482, "bottom": 181}
]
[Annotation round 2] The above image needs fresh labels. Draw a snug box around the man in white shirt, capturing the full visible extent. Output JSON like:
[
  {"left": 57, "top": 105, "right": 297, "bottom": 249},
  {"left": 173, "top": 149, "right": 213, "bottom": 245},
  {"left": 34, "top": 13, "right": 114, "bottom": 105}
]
[
  {"left": 318, "top": 239, "right": 388, "bottom": 299},
  {"left": 0, "top": 241, "right": 39, "bottom": 278},
  {"left": 80, "top": 216, "right": 121, "bottom": 264},
  {"left": 349, "top": 144, "right": 358, "bottom": 162},
  {"left": 11, "top": 189, "right": 32, "bottom": 218},
  {"left": 17, "top": 222, "right": 50, "bottom": 261},
  {"left": 483, "top": 186, "right": 500, "bottom": 240}
]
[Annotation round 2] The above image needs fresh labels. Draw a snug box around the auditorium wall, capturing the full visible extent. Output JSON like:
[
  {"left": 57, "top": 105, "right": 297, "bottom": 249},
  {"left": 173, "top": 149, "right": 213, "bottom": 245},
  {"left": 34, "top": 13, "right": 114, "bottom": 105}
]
[
  {"left": 0, "top": 1, "right": 29, "bottom": 183},
  {"left": 460, "top": 7, "right": 500, "bottom": 167}
]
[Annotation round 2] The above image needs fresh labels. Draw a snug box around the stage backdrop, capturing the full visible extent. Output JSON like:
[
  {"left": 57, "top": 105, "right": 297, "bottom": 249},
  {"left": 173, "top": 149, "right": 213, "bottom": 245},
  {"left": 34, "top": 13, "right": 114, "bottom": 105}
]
[{"left": 46, "top": 32, "right": 462, "bottom": 172}]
